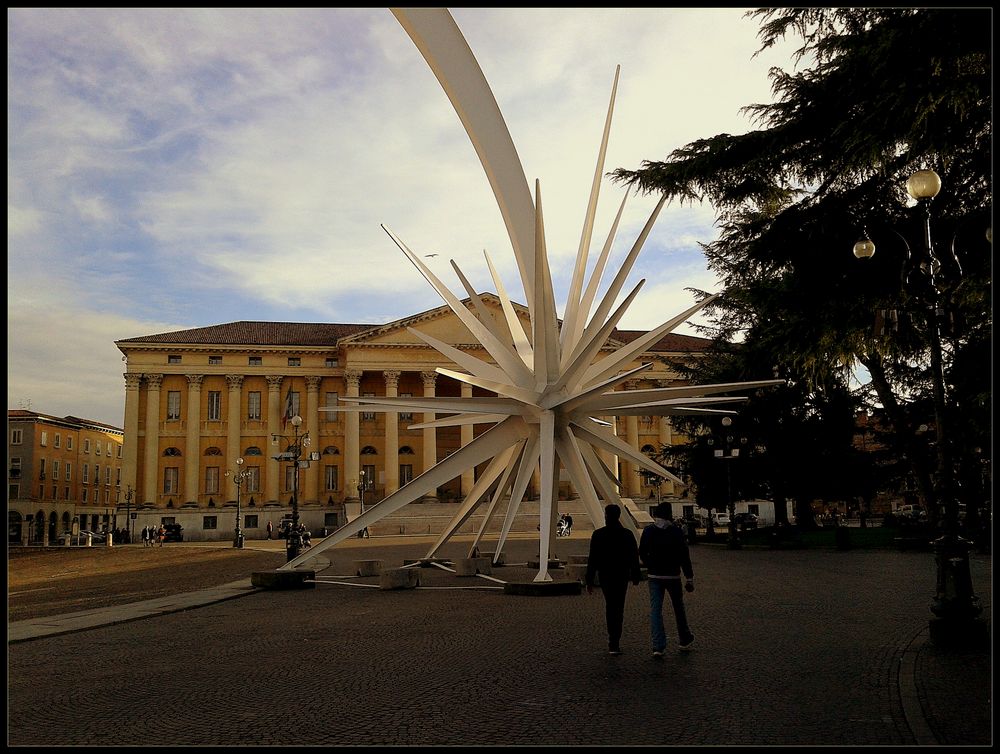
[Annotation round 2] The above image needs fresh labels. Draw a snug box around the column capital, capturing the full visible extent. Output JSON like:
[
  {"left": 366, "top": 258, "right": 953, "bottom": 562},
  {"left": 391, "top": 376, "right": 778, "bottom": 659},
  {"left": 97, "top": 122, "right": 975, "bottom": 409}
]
[
  {"left": 305, "top": 375, "right": 322, "bottom": 391},
  {"left": 186, "top": 374, "right": 205, "bottom": 389},
  {"left": 225, "top": 374, "right": 244, "bottom": 391},
  {"left": 144, "top": 373, "right": 163, "bottom": 390},
  {"left": 383, "top": 370, "right": 401, "bottom": 389},
  {"left": 344, "top": 369, "right": 363, "bottom": 390},
  {"left": 124, "top": 373, "right": 143, "bottom": 390},
  {"left": 421, "top": 370, "right": 438, "bottom": 389},
  {"left": 266, "top": 375, "right": 284, "bottom": 391}
]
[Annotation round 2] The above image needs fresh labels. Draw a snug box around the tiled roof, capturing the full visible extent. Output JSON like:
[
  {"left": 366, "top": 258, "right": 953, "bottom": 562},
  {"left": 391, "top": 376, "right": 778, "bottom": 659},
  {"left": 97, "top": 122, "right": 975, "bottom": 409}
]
[
  {"left": 116, "top": 318, "right": 711, "bottom": 353},
  {"left": 613, "top": 330, "right": 711, "bottom": 352},
  {"left": 6, "top": 409, "right": 123, "bottom": 432},
  {"left": 116, "top": 321, "right": 377, "bottom": 347}
]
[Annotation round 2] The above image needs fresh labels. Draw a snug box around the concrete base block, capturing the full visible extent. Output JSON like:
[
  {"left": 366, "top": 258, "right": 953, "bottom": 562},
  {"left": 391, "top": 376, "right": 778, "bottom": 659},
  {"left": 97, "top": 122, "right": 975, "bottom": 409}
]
[
  {"left": 379, "top": 568, "right": 421, "bottom": 590},
  {"left": 479, "top": 551, "right": 505, "bottom": 566},
  {"left": 355, "top": 559, "right": 383, "bottom": 577},
  {"left": 567, "top": 554, "right": 589, "bottom": 565},
  {"left": 251, "top": 570, "right": 316, "bottom": 590},
  {"left": 526, "top": 559, "right": 564, "bottom": 570},
  {"left": 455, "top": 557, "right": 493, "bottom": 576},
  {"left": 403, "top": 558, "right": 451, "bottom": 568},
  {"left": 504, "top": 581, "right": 582, "bottom": 596},
  {"left": 565, "top": 564, "right": 589, "bottom": 583}
]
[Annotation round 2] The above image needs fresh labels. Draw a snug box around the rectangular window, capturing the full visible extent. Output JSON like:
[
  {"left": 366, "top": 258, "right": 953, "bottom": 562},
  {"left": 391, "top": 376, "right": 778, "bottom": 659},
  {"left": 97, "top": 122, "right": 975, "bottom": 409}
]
[
  {"left": 362, "top": 392, "right": 376, "bottom": 421},
  {"left": 117, "top": 445, "right": 122, "bottom": 458},
  {"left": 362, "top": 464, "right": 376, "bottom": 493},
  {"left": 105, "top": 466, "right": 111, "bottom": 485},
  {"left": 66, "top": 462, "right": 72, "bottom": 481},
  {"left": 116, "top": 467, "right": 121, "bottom": 485},
  {"left": 163, "top": 467, "right": 178, "bottom": 494},
  {"left": 64, "top": 487, "right": 69, "bottom": 500},
  {"left": 249, "top": 356, "right": 262, "bottom": 366},
  {"left": 203, "top": 516, "right": 217, "bottom": 530},
  {"left": 399, "top": 464, "right": 413, "bottom": 485},
  {"left": 168, "top": 354, "right": 181, "bottom": 364},
  {"left": 209, "top": 355, "right": 222, "bottom": 365},
  {"left": 246, "top": 466, "right": 260, "bottom": 493},
  {"left": 84, "top": 439, "right": 90, "bottom": 453},
  {"left": 9, "top": 484, "right": 19, "bottom": 499},
  {"left": 54, "top": 433, "right": 61, "bottom": 448},
  {"left": 325, "top": 357, "right": 338, "bottom": 368},
  {"left": 288, "top": 357, "right": 301, "bottom": 367},
  {"left": 248, "top": 392, "right": 262, "bottom": 420},
  {"left": 107, "top": 442, "right": 113, "bottom": 456},
  {"left": 324, "top": 392, "right": 339, "bottom": 422},
  {"left": 167, "top": 391, "right": 181, "bottom": 420},
  {"left": 52, "top": 484, "right": 58, "bottom": 499},
  {"left": 10, "top": 457, "right": 22, "bottom": 477},
  {"left": 284, "top": 465, "right": 296, "bottom": 493},
  {"left": 52, "top": 460, "right": 60, "bottom": 479},
  {"left": 94, "top": 465, "right": 100, "bottom": 485},
  {"left": 82, "top": 488, "right": 88, "bottom": 503},
  {"left": 105, "top": 489, "right": 111, "bottom": 503},
  {"left": 208, "top": 391, "right": 222, "bottom": 421},
  {"left": 40, "top": 431, "right": 48, "bottom": 447},
  {"left": 83, "top": 463, "right": 89, "bottom": 484},
  {"left": 245, "top": 514, "right": 259, "bottom": 529},
  {"left": 205, "top": 466, "right": 219, "bottom": 495},
  {"left": 39, "top": 458, "right": 46, "bottom": 479},
  {"left": 400, "top": 393, "right": 413, "bottom": 422},
  {"left": 10, "top": 428, "right": 22, "bottom": 445},
  {"left": 95, "top": 442, "right": 101, "bottom": 456},
  {"left": 324, "top": 512, "right": 339, "bottom": 527},
  {"left": 67, "top": 436, "right": 73, "bottom": 450},
  {"left": 325, "top": 465, "right": 339, "bottom": 491}
]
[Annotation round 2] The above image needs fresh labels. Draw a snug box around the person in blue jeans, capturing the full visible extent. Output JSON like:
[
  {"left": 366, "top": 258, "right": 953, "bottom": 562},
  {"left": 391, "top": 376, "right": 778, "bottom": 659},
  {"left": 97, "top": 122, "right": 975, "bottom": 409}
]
[{"left": 639, "top": 502, "right": 695, "bottom": 657}]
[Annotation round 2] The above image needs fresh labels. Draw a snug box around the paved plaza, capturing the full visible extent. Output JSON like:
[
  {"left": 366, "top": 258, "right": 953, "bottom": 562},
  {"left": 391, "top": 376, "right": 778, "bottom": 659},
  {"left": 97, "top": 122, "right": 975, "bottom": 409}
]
[{"left": 7, "top": 535, "right": 992, "bottom": 747}]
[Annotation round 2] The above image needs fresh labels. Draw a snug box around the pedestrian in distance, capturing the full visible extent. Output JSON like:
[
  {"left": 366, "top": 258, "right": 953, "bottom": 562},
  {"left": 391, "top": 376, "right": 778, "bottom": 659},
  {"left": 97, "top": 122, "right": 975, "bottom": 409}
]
[
  {"left": 157, "top": 525, "right": 165, "bottom": 547},
  {"left": 639, "top": 502, "right": 695, "bottom": 657},
  {"left": 266, "top": 520, "right": 273, "bottom": 540},
  {"left": 585, "top": 504, "right": 642, "bottom": 656},
  {"left": 141, "top": 526, "right": 149, "bottom": 547}
]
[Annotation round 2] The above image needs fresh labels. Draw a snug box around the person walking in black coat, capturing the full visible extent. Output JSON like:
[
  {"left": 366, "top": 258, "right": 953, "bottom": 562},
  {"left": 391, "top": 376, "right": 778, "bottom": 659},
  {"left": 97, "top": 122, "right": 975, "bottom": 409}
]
[
  {"left": 639, "top": 502, "right": 695, "bottom": 657},
  {"left": 586, "top": 504, "right": 641, "bottom": 655}
]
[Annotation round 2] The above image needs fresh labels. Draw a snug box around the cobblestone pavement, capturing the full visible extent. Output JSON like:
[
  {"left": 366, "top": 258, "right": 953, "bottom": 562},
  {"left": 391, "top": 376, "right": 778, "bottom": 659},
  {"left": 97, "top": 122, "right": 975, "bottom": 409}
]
[{"left": 6, "top": 536, "right": 991, "bottom": 747}]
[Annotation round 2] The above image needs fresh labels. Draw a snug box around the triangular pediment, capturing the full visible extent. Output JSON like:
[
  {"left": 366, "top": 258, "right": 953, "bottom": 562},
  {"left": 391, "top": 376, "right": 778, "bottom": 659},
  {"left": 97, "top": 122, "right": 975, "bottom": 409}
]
[{"left": 338, "top": 293, "right": 531, "bottom": 348}]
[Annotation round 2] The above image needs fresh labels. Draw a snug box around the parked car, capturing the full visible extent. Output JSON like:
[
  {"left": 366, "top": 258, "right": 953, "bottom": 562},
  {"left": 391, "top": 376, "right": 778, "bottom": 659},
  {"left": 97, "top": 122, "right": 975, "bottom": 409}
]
[
  {"left": 163, "top": 524, "right": 184, "bottom": 542},
  {"left": 734, "top": 513, "right": 759, "bottom": 530}
]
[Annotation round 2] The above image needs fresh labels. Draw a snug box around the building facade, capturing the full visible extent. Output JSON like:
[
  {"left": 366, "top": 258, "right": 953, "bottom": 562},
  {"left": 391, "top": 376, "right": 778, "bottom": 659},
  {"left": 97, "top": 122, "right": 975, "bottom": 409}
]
[
  {"left": 114, "top": 297, "right": 710, "bottom": 541},
  {"left": 7, "top": 410, "right": 125, "bottom": 544}
]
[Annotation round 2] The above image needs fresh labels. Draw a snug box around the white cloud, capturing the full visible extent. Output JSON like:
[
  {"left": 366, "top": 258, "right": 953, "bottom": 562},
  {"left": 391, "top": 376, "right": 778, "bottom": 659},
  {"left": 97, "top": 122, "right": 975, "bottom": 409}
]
[{"left": 7, "top": 8, "right": 801, "bottom": 421}]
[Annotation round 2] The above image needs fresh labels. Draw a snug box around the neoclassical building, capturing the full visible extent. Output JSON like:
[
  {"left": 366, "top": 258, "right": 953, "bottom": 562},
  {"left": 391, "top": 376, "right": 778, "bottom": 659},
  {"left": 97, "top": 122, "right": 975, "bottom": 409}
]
[{"left": 115, "top": 296, "right": 709, "bottom": 540}]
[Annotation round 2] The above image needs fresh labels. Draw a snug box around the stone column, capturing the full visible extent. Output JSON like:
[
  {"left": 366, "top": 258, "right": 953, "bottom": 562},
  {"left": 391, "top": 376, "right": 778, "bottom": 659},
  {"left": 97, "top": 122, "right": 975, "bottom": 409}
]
[
  {"left": 421, "top": 370, "right": 438, "bottom": 502},
  {"left": 460, "top": 381, "right": 474, "bottom": 497},
  {"left": 226, "top": 375, "right": 243, "bottom": 493},
  {"left": 304, "top": 376, "right": 322, "bottom": 504},
  {"left": 142, "top": 374, "right": 163, "bottom": 505},
  {"left": 344, "top": 369, "right": 362, "bottom": 503},
  {"left": 184, "top": 374, "right": 204, "bottom": 505},
  {"left": 624, "top": 381, "right": 640, "bottom": 498},
  {"left": 383, "top": 370, "right": 401, "bottom": 496},
  {"left": 265, "top": 376, "right": 283, "bottom": 504},
  {"left": 122, "top": 373, "right": 142, "bottom": 504}
]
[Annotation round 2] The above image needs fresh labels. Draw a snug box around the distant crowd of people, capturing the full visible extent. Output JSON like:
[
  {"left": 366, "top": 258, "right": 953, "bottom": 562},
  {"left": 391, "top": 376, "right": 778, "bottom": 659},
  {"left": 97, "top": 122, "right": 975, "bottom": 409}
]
[{"left": 140, "top": 525, "right": 166, "bottom": 547}]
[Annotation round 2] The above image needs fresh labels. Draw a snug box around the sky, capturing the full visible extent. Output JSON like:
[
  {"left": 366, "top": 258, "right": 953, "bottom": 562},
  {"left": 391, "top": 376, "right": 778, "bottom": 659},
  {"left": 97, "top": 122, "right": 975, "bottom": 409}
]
[{"left": 8, "top": 7, "right": 801, "bottom": 428}]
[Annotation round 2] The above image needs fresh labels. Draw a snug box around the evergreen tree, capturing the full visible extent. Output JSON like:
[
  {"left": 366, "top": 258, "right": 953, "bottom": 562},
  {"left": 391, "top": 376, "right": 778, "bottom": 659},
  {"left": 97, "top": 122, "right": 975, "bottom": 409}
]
[{"left": 616, "top": 8, "right": 991, "bottom": 528}]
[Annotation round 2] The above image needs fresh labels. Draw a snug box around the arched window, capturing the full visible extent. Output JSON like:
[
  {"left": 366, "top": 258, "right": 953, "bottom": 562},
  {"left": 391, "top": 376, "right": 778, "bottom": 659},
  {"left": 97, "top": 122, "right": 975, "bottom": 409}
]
[
  {"left": 163, "top": 447, "right": 182, "bottom": 457},
  {"left": 399, "top": 446, "right": 415, "bottom": 455},
  {"left": 641, "top": 444, "right": 657, "bottom": 455},
  {"left": 322, "top": 446, "right": 340, "bottom": 455},
  {"left": 244, "top": 446, "right": 263, "bottom": 456},
  {"left": 361, "top": 446, "right": 377, "bottom": 455},
  {"left": 204, "top": 447, "right": 223, "bottom": 456}
]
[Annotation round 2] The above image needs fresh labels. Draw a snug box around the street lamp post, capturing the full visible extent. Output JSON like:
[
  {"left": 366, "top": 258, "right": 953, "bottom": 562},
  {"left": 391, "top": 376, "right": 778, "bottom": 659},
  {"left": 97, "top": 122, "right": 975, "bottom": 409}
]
[
  {"left": 854, "top": 168, "right": 984, "bottom": 644},
  {"left": 358, "top": 470, "right": 371, "bottom": 538},
  {"left": 711, "top": 416, "right": 746, "bottom": 550},
  {"left": 225, "top": 457, "right": 249, "bottom": 548},
  {"left": 124, "top": 485, "right": 134, "bottom": 543},
  {"left": 272, "top": 415, "right": 312, "bottom": 562}
]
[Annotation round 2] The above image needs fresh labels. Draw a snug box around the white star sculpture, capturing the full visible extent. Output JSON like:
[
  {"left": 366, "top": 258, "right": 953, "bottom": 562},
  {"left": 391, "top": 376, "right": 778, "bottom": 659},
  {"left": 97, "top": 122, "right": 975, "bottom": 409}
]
[{"left": 283, "top": 8, "right": 780, "bottom": 580}]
